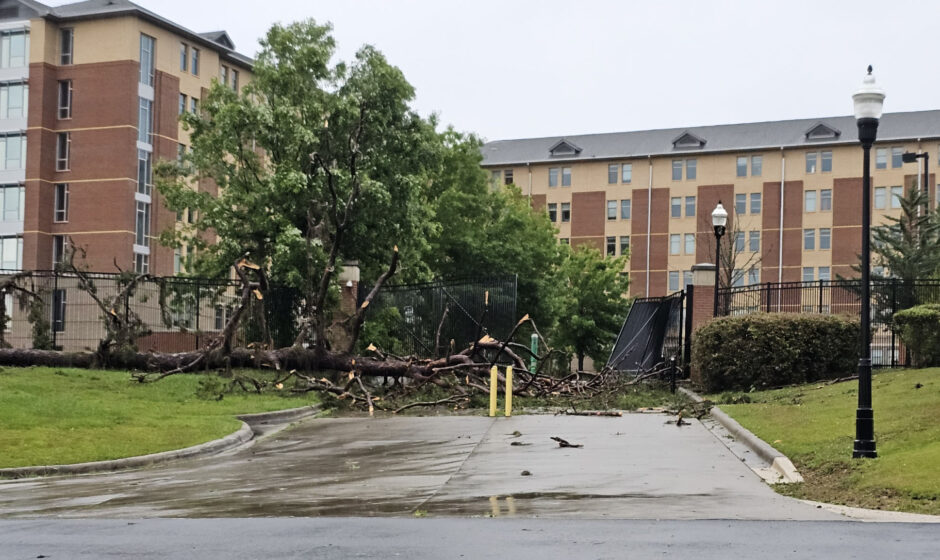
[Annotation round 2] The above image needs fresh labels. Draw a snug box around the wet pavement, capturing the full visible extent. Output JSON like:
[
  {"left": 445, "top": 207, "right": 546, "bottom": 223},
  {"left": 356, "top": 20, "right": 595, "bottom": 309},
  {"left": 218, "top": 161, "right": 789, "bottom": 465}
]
[{"left": 0, "top": 414, "right": 840, "bottom": 520}]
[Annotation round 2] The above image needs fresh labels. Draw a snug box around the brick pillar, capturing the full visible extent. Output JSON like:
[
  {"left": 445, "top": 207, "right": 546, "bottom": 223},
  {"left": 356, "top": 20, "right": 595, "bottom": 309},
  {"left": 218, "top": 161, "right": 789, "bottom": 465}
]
[
  {"left": 689, "top": 263, "right": 717, "bottom": 385},
  {"left": 327, "top": 261, "right": 360, "bottom": 349}
]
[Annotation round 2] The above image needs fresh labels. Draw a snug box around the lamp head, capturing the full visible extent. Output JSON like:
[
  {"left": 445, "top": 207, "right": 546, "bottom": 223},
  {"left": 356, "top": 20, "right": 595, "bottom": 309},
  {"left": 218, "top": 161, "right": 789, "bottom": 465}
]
[
  {"left": 712, "top": 201, "right": 728, "bottom": 238},
  {"left": 853, "top": 65, "right": 885, "bottom": 121}
]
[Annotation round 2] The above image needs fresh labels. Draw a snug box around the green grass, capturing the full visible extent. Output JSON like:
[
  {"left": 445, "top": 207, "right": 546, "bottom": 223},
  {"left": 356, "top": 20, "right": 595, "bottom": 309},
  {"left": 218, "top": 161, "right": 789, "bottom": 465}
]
[
  {"left": 0, "top": 367, "right": 319, "bottom": 469},
  {"left": 712, "top": 368, "right": 940, "bottom": 515}
]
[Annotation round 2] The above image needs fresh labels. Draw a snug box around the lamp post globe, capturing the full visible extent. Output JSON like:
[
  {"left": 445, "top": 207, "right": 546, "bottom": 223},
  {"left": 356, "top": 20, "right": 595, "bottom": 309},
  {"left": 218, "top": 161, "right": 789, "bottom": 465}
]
[
  {"left": 711, "top": 202, "right": 728, "bottom": 317},
  {"left": 852, "top": 65, "right": 884, "bottom": 459}
]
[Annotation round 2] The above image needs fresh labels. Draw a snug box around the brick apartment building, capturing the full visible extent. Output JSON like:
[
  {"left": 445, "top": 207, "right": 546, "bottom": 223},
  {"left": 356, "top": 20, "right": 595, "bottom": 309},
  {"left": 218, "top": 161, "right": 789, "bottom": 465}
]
[
  {"left": 0, "top": 0, "right": 251, "bottom": 276},
  {"left": 481, "top": 111, "right": 940, "bottom": 297}
]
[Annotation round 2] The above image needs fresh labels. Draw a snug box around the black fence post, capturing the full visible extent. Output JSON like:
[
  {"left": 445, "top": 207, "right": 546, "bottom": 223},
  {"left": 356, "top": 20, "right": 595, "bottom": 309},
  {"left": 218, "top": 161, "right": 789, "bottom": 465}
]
[
  {"left": 51, "top": 269, "right": 58, "bottom": 350},
  {"left": 818, "top": 279, "right": 823, "bottom": 313},
  {"left": 891, "top": 278, "right": 898, "bottom": 368},
  {"left": 194, "top": 278, "right": 201, "bottom": 350},
  {"left": 683, "top": 285, "right": 693, "bottom": 375}
]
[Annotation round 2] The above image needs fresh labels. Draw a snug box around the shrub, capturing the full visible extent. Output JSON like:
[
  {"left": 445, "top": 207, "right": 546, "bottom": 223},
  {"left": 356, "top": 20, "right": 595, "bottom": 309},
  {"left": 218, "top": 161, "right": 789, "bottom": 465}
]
[
  {"left": 691, "top": 313, "right": 859, "bottom": 392},
  {"left": 893, "top": 304, "right": 940, "bottom": 368}
]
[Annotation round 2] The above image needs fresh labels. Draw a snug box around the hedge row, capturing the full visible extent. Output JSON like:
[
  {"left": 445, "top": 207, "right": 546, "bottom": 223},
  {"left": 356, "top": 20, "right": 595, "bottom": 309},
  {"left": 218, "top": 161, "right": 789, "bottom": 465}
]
[
  {"left": 691, "top": 313, "right": 859, "bottom": 392},
  {"left": 894, "top": 304, "right": 940, "bottom": 368}
]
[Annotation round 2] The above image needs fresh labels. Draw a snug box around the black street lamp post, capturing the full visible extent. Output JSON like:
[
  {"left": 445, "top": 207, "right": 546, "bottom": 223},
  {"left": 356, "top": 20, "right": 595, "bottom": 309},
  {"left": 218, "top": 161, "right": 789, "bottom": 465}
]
[
  {"left": 711, "top": 202, "right": 728, "bottom": 317},
  {"left": 852, "top": 65, "right": 885, "bottom": 459}
]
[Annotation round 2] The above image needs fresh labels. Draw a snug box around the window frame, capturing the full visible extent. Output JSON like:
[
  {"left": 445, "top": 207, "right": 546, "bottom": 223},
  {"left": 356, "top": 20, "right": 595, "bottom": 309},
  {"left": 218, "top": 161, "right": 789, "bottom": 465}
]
[
  {"left": 750, "top": 192, "right": 761, "bottom": 214},
  {"left": 751, "top": 155, "right": 762, "bottom": 177},
  {"left": 57, "top": 80, "right": 72, "bottom": 119},
  {"left": 179, "top": 42, "right": 188, "bottom": 72},
  {"left": 804, "top": 190, "right": 817, "bottom": 212},
  {"left": 606, "top": 200, "right": 617, "bottom": 220},
  {"left": 561, "top": 167, "right": 571, "bottom": 187},
  {"left": 547, "top": 203, "right": 557, "bottom": 222},
  {"left": 620, "top": 199, "right": 631, "bottom": 219},
  {"left": 55, "top": 132, "right": 70, "bottom": 171},
  {"left": 736, "top": 156, "right": 747, "bottom": 177},
  {"left": 621, "top": 163, "right": 632, "bottom": 183},
  {"left": 619, "top": 236, "right": 630, "bottom": 255},
  {"left": 686, "top": 158, "right": 696, "bottom": 180},
  {"left": 560, "top": 202, "right": 570, "bottom": 222},
  {"left": 607, "top": 164, "right": 618, "bottom": 184},
  {"left": 54, "top": 183, "right": 69, "bottom": 223},
  {"left": 819, "top": 228, "right": 831, "bottom": 250},
  {"left": 820, "top": 188, "right": 832, "bottom": 211},
  {"left": 735, "top": 193, "right": 746, "bottom": 215},
  {"left": 684, "top": 233, "right": 695, "bottom": 255},
  {"left": 670, "top": 197, "right": 681, "bottom": 218},
  {"left": 59, "top": 28, "right": 73, "bottom": 66},
  {"left": 606, "top": 236, "right": 616, "bottom": 257},
  {"left": 548, "top": 167, "right": 558, "bottom": 187},
  {"left": 803, "top": 228, "right": 815, "bottom": 250},
  {"left": 669, "top": 234, "right": 680, "bottom": 255},
  {"left": 191, "top": 47, "right": 200, "bottom": 75},
  {"left": 685, "top": 196, "right": 695, "bottom": 217},
  {"left": 749, "top": 230, "right": 760, "bottom": 252}
]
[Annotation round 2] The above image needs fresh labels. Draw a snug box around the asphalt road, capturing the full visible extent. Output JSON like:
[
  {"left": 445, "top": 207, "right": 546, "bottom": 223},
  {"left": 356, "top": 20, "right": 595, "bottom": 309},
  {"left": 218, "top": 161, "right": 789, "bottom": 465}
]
[
  {"left": 1, "top": 518, "right": 939, "bottom": 559},
  {"left": 0, "top": 414, "right": 838, "bottom": 520}
]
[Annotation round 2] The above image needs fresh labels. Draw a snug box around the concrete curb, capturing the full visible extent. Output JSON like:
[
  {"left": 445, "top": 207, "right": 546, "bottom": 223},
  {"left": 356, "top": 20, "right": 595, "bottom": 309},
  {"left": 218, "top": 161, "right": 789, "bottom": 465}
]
[
  {"left": 0, "top": 404, "right": 322, "bottom": 480},
  {"left": 678, "top": 387, "right": 803, "bottom": 483}
]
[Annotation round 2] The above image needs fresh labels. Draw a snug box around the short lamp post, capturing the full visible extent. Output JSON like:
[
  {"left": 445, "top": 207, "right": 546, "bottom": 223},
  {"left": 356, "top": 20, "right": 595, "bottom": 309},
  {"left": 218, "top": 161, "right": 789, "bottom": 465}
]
[
  {"left": 711, "top": 201, "right": 728, "bottom": 317},
  {"left": 901, "top": 151, "right": 930, "bottom": 212},
  {"left": 852, "top": 65, "right": 884, "bottom": 459}
]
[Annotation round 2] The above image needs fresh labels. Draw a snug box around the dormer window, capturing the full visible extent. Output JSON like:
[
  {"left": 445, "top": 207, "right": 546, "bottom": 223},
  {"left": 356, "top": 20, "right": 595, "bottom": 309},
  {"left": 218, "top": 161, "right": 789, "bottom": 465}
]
[
  {"left": 672, "top": 131, "right": 706, "bottom": 150},
  {"left": 805, "top": 123, "right": 841, "bottom": 141},
  {"left": 548, "top": 139, "right": 581, "bottom": 157}
]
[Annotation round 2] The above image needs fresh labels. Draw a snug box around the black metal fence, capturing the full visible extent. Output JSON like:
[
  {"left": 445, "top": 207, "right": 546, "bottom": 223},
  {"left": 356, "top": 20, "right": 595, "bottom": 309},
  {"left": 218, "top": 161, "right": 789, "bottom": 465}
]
[
  {"left": 359, "top": 275, "right": 518, "bottom": 357},
  {"left": 0, "top": 270, "right": 288, "bottom": 353},
  {"left": 716, "top": 279, "right": 940, "bottom": 367},
  {"left": 607, "top": 290, "right": 685, "bottom": 373}
]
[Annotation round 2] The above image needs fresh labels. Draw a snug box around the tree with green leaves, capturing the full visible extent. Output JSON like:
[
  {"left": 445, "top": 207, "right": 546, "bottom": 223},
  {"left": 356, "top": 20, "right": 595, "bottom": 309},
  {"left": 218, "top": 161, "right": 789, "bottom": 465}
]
[
  {"left": 869, "top": 187, "right": 940, "bottom": 283},
  {"left": 552, "top": 246, "right": 631, "bottom": 371}
]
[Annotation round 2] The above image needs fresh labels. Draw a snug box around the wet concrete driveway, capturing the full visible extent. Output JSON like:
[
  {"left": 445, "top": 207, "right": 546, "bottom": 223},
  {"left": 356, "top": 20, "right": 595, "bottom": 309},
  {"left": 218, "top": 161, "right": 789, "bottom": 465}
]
[{"left": 0, "top": 414, "right": 839, "bottom": 520}]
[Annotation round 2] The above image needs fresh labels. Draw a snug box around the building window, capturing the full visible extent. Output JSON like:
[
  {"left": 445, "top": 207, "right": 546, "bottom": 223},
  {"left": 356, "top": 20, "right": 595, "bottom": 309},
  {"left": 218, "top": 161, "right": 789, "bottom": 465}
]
[
  {"left": 490, "top": 170, "right": 501, "bottom": 188},
  {"left": 668, "top": 271, "right": 680, "bottom": 292},
  {"left": 818, "top": 266, "right": 831, "bottom": 281},
  {"left": 0, "top": 134, "right": 25, "bottom": 171},
  {"left": 0, "top": 235, "right": 22, "bottom": 270},
  {"left": 547, "top": 203, "right": 557, "bottom": 222},
  {"left": 804, "top": 228, "right": 815, "bottom": 250},
  {"left": 561, "top": 167, "right": 571, "bottom": 187},
  {"left": 0, "top": 30, "right": 29, "bottom": 69},
  {"left": 621, "top": 163, "right": 632, "bottom": 183},
  {"left": 59, "top": 28, "right": 73, "bottom": 65},
  {"left": 52, "top": 289, "right": 66, "bottom": 332},
  {"left": 0, "top": 185, "right": 24, "bottom": 222},
  {"left": 0, "top": 82, "right": 28, "bottom": 119},
  {"left": 736, "top": 156, "right": 747, "bottom": 177},
  {"left": 806, "top": 152, "right": 817, "bottom": 173},
  {"left": 620, "top": 199, "right": 631, "bottom": 219},
  {"left": 134, "top": 253, "right": 149, "bottom": 274},
  {"left": 683, "top": 270, "right": 693, "bottom": 289},
  {"left": 177, "top": 143, "right": 186, "bottom": 163},
  {"left": 179, "top": 42, "right": 188, "bottom": 71},
  {"left": 732, "top": 269, "right": 744, "bottom": 287},
  {"left": 191, "top": 47, "right": 200, "bottom": 75},
  {"left": 606, "top": 236, "right": 616, "bottom": 256},
  {"left": 750, "top": 192, "right": 761, "bottom": 214},
  {"left": 686, "top": 159, "right": 696, "bottom": 180},
  {"left": 820, "top": 188, "right": 832, "bottom": 211},
  {"left": 56, "top": 80, "right": 71, "bottom": 119},
  {"left": 821, "top": 151, "right": 832, "bottom": 172},
  {"left": 56, "top": 132, "right": 70, "bottom": 171},
  {"left": 890, "top": 186, "right": 902, "bottom": 208},
  {"left": 669, "top": 234, "right": 680, "bottom": 255},
  {"left": 174, "top": 248, "right": 182, "bottom": 275},
  {"left": 139, "top": 34, "right": 155, "bottom": 87},
  {"left": 179, "top": 93, "right": 186, "bottom": 116},
  {"left": 685, "top": 196, "right": 695, "bottom": 217},
  {"left": 190, "top": 97, "right": 199, "bottom": 114},
  {"left": 503, "top": 169, "right": 513, "bottom": 185},
  {"left": 875, "top": 148, "right": 887, "bottom": 169},
  {"left": 672, "top": 160, "right": 682, "bottom": 181},
  {"left": 560, "top": 202, "right": 570, "bottom": 222},
  {"left": 891, "top": 147, "right": 903, "bottom": 168},
  {"left": 137, "top": 149, "right": 152, "bottom": 196},
  {"left": 136, "top": 201, "right": 151, "bottom": 247},
  {"left": 874, "top": 186, "right": 886, "bottom": 209},
  {"left": 820, "top": 228, "right": 831, "bottom": 250},
  {"left": 619, "top": 236, "right": 630, "bottom": 255},
  {"left": 54, "top": 184, "right": 69, "bottom": 222},
  {"left": 559, "top": 238, "right": 569, "bottom": 245},
  {"left": 548, "top": 168, "right": 558, "bottom": 187},
  {"left": 684, "top": 233, "right": 695, "bottom": 254},
  {"left": 138, "top": 98, "right": 152, "bottom": 144},
  {"left": 606, "top": 200, "right": 617, "bottom": 220},
  {"left": 751, "top": 155, "right": 762, "bottom": 177},
  {"left": 803, "top": 267, "right": 814, "bottom": 282},
  {"left": 735, "top": 193, "right": 746, "bottom": 214},
  {"left": 671, "top": 197, "right": 681, "bottom": 218},
  {"left": 747, "top": 268, "right": 760, "bottom": 286},
  {"left": 220, "top": 64, "right": 228, "bottom": 86},
  {"left": 231, "top": 69, "right": 239, "bottom": 91},
  {"left": 608, "top": 164, "right": 618, "bottom": 184},
  {"left": 749, "top": 231, "right": 760, "bottom": 252},
  {"left": 804, "top": 190, "right": 817, "bottom": 212},
  {"left": 52, "top": 235, "right": 65, "bottom": 267},
  {"left": 734, "top": 231, "right": 745, "bottom": 252}
]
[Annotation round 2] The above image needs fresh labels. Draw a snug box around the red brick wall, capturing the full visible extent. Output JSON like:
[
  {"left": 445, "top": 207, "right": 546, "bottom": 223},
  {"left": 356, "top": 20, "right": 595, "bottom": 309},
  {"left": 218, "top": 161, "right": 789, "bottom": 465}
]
[{"left": 832, "top": 177, "right": 862, "bottom": 278}]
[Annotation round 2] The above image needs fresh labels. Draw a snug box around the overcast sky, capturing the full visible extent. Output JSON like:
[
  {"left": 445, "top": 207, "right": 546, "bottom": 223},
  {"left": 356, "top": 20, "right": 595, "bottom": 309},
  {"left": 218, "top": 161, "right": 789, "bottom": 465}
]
[{"left": 49, "top": 0, "right": 939, "bottom": 141}]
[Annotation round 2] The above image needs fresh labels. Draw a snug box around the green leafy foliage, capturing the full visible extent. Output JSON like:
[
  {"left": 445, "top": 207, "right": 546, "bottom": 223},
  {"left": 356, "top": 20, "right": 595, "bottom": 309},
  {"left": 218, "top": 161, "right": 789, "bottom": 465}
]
[
  {"left": 552, "top": 247, "right": 630, "bottom": 370},
  {"left": 868, "top": 187, "right": 940, "bottom": 283},
  {"left": 893, "top": 304, "right": 940, "bottom": 368},
  {"left": 691, "top": 313, "right": 859, "bottom": 392}
]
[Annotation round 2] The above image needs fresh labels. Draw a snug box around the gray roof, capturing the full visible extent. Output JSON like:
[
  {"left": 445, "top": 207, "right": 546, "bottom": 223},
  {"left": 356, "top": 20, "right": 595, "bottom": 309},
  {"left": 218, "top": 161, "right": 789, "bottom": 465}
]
[
  {"left": 6, "top": 0, "right": 254, "bottom": 67},
  {"left": 481, "top": 110, "right": 940, "bottom": 166}
]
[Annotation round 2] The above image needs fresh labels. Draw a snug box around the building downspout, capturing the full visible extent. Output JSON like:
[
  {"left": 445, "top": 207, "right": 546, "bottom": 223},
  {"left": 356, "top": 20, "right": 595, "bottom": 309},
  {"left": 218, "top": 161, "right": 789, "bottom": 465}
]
[
  {"left": 646, "top": 155, "right": 653, "bottom": 296},
  {"left": 527, "top": 162, "right": 532, "bottom": 197},
  {"left": 778, "top": 147, "right": 785, "bottom": 288}
]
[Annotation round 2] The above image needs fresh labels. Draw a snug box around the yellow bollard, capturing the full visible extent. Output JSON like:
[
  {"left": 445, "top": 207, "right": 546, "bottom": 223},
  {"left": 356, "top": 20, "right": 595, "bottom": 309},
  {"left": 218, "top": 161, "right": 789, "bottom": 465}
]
[
  {"left": 489, "top": 366, "right": 498, "bottom": 417},
  {"left": 505, "top": 366, "right": 513, "bottom": 417}
]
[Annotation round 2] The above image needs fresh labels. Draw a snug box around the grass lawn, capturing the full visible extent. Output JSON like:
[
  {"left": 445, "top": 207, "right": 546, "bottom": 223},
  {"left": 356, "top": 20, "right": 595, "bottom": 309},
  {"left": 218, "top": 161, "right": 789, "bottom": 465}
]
[
  {"left": 713, "top": 368, "right": 940, "bottom": 515},
  {"left": 0, "top": 367, "right": 319, "bottom": 469}
]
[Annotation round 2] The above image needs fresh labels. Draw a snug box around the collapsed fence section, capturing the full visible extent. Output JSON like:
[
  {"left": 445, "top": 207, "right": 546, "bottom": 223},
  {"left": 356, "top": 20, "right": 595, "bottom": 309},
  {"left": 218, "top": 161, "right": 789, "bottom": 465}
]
[
  {"left": 716, "top": 278, "right": 940, "bottom": 367},
  {"left": 358, "top": 275, "right": 518, "bottom": 357}
]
